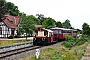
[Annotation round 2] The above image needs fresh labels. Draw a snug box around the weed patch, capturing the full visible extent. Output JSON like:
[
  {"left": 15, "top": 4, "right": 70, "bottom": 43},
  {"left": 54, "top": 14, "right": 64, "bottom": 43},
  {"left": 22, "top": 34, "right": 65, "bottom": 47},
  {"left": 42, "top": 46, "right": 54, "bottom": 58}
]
[{"left": 21, "top": 42, "right": 88, "bottom": 60}]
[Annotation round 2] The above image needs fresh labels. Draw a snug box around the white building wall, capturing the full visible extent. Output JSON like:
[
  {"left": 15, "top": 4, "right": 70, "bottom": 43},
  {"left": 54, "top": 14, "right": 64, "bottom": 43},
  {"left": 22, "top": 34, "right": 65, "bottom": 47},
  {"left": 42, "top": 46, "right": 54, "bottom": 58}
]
[
  {"left": 1, "top": 24, "right": 8, "bottom": 37},
  {"left": 0, "top": 22, "right": 17, "bottom": 38},
  {"left": 0, "top": 22, "right": 3, "bottom": 37},
  {"left": 14, "top": 29, "right": 17, "bottom": 36}
]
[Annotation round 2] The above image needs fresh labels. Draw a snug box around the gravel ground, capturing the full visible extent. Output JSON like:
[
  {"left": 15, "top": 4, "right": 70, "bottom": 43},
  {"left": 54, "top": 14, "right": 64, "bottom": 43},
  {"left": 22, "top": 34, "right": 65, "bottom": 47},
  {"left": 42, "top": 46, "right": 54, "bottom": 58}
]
[
  {"left": 19, "top": 41, "right": 63, "bottom": 60},
  {"left": 30, "top": 42, "right": 63, "bottom": 56},
  {"left": 81, "top": 43, "right": 90, "bottom": 60},
  {"left": 39, "top": 42, "right": 63, "bottom": 52}
]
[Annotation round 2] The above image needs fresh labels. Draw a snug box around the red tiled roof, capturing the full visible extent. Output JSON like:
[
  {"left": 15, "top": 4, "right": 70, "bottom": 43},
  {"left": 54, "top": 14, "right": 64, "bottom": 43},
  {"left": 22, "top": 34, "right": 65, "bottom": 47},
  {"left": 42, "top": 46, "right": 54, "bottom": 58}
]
[
  {"left": 2, "top": 15, "right": 20, "bottom": 28},
  {"left": 15, "top": 16, "right": 20, "bottom": 25}
]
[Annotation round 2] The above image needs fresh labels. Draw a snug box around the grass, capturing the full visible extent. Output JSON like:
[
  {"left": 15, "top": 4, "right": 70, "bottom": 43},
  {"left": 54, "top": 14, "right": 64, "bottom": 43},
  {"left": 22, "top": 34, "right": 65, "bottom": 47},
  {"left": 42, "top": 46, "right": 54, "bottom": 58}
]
[
  {"left": 0, "top": 39, "right": 33, "bottom": 46},
  {"left": 20, "top": 42, "right": 89, "bottom": 60},
  {"left": 0, "top": 40, "right": 17, "bottom": 46}
]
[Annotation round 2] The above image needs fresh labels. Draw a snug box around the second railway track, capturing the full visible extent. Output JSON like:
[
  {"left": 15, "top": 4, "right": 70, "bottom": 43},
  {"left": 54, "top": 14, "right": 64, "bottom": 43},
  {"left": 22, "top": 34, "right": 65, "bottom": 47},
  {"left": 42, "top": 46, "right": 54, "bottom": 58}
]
[
  {"left": 0, "top": 46, "right": 42, "bottom": 59},
  {"left": 0, "top": 42, "right": 42, "bottom": 60}
]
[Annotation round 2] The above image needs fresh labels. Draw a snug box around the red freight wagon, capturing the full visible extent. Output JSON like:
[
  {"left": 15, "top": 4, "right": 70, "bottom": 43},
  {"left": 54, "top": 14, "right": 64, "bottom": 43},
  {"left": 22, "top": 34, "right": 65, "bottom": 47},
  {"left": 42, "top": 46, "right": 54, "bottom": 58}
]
[
  {"left": 50, "top": 27, "right": 65, "bottom": 41},
  {"left": 50, "top": 27, "right": 77, "bottom": 41},
  {"left": 72, "top": 30, "right": 77, "bottom": 38}
]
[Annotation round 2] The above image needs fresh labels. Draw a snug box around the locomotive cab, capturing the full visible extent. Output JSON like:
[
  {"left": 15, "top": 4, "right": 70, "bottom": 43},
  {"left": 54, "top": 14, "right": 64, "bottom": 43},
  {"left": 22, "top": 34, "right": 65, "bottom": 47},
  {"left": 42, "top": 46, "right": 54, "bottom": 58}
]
[{"left": 33, "top": 28, "right": 54, "bottom": 45}]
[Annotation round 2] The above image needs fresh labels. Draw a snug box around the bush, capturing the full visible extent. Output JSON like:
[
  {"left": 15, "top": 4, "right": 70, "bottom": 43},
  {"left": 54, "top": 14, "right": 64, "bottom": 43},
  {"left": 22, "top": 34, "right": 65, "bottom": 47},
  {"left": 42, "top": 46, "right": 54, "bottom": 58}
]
[
  {"left": 75, "top": 35, "right": 89, "bottom": 45},
  {"left": 8, "top": 35, "right": 14, "bottom": 39},
  {"left": 65, "top": 35, "right": 75, "bottom": 42},
  {"left": 63, "top": 35, "right": 75, "bottom": 49},
  {"left": 63, "top": 35, "right": 90, "bottom": 49},
  {"left": 14, "top": 35, "right": 21, "bottom": 38}
]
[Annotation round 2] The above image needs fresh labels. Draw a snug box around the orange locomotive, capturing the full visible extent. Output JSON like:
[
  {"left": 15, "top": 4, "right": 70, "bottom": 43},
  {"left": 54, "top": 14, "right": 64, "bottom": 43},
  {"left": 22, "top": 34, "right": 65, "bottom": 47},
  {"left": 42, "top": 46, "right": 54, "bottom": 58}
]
[{"left": 33, "top": 28, "right": 55, "bottom": 45}]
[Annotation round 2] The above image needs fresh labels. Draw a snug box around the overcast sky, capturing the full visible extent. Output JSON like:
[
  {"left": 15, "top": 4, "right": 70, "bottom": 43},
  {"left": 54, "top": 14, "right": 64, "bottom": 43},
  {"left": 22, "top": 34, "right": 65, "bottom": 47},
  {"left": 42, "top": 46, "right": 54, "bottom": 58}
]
[{"left": 6, "top": 0, "right": 90, "bottom": 30}]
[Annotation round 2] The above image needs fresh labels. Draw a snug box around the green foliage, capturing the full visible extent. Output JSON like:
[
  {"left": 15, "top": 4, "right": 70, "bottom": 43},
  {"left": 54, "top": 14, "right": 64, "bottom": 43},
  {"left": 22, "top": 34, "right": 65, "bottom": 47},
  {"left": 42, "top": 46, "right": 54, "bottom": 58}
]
[
  {"left": 29, "top": 15, "right": 40, "bottom": 24},
  {"left": 0, "top": 0, "right": 21, "bottom": 22},
  {"left": 55, "top": 21, "right": 63, "bottom": 28},
  {"left": 63, "top": 35, "right": 75, "bottom": 49},
  {"left": 14, "top": 35, "right": 21, "bottom": 38},
  {"left": 66, "top": 35, "right": 75, "bottom": 42},
  {"left": 21, "top": 43, "right": 88, "bottom": 60},
  {"left": 82, "top": 22, "right": 90, "bottom": 35},
  {"left": 8, "top": 35, "right": 14, "bottom": 39},
  {"left": 18, "top": 14, "right": 40, "bottom": 40},
  {"left": 62, "top": 19, "right": 72, "bottom": 29},
  {"left": 42, "top": 17, "right": 56, "bottom": 29},
  {"left": 63, "top": 34, "right": 89, "bottom": 49},
  {"left": 61, "top": 52, "right": 76, "bottom": 60},
  {"left": 0, "top": 0, "right": 7, "bottom": 22},
  {"left": 76, "top": 29, "right": 82, "bottom": 34},
  {"left": 75, "top": 35, "right": 89, "bottom": 46},
  {"left": 6, "top": 2, "right": 20, "bottom": 16},
  {"left": 36, "top": 14, "right": 45, "bottom": 25}
]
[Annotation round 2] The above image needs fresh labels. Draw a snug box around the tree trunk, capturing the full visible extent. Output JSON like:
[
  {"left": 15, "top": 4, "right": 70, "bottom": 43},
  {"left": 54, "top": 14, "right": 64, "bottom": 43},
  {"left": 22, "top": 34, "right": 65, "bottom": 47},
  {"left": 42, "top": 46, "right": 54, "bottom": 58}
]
[{"left": 26, "top": 33, "right": 27, "bottom": 41}]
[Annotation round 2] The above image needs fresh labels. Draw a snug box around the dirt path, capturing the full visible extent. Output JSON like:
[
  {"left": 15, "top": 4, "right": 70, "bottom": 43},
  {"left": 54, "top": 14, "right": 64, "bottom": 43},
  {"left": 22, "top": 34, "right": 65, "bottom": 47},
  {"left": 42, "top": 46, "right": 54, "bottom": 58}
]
[{"left": 81, "top": 43, "right": 90, "bottom": 60}]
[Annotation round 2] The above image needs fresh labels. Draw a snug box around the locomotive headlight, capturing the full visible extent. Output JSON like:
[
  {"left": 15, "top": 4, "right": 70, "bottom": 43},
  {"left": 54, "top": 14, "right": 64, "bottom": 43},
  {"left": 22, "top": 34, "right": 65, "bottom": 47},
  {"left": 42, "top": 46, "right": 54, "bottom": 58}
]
[
  {"left": 42, "top": 38, "right": 45, "bottom": 41},
  {"left": 44, "top": 38, "right": 45, "bottom": 40},
  {"left": 34, "top": 38, "right": 36, "bottom": 41}
]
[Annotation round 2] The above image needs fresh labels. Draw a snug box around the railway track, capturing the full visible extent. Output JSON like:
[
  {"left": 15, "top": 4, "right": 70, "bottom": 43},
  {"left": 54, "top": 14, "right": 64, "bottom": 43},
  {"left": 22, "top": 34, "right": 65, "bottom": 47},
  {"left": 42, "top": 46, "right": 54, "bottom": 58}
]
[
  {"left": 0, "top": 41, "right": 64, "bottom": 60},
  {"left": 0, "top": 46, "right": 42, "bottom": 59},
  {"left": 0, "top": 42, "right": 42, "bottom": 60}
]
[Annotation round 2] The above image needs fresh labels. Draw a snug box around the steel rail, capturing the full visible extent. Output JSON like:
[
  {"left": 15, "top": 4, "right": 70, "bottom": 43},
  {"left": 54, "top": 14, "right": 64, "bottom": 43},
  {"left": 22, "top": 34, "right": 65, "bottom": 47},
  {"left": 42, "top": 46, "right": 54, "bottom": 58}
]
[{"left": 0, "top": 45, "right": 42, "bottom": 59}]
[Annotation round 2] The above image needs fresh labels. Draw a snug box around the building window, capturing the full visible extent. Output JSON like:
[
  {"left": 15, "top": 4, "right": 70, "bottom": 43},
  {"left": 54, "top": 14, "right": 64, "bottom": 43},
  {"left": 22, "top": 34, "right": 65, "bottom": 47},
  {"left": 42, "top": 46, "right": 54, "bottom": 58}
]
[{"left": 0, "top": 27, "right": 2, "bottom": 34}]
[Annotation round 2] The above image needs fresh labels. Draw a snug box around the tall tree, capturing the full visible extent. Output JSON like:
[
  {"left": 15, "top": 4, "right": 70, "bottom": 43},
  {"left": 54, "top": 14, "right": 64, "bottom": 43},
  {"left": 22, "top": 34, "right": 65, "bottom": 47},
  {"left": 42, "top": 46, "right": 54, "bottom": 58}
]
[
  {"left": 42, "top": 17, "right": 56, "bottom": 29},
  {"left": 18, "top": 14, "right": 40, "bottom": 40},
  {"left": 76, "top": 28, "right": 82, "bottom": 34},
  {"left": 6, "top": 2, "right": 20, "bottom": 16},
  {"left": 0, "top": 0, "right": 7, "bottom": 22},
  {"left": 28, "top": 15, "right": 40, "bottom": 24},
  {"left": 63, "top": 19, "right": 71, "bottom": 29},
  {"left": 55, "top": 21, "right": 63, "bottom": 28},
  {"left": 82, "top": 22, "right": 90, "bottom": 35},
  {"left": 36, "top": 14, "right": 45, "bottom": 24}
]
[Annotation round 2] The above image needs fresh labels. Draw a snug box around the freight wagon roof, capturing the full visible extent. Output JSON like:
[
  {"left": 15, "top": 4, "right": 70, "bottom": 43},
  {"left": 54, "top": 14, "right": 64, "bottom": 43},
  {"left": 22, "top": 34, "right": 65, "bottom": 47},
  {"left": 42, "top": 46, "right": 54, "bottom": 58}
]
[
  {"left": 50, "top": 27, "right": 65, "bottom": 30},
  {"left": 50, "top": 27, "right": 77, "bottom": 31},
  {"left": 63, "top": 29, "right": 72, "bottom": 30},
  {"left": 42, "top": 28, "right": 53, "bottom": 32}
]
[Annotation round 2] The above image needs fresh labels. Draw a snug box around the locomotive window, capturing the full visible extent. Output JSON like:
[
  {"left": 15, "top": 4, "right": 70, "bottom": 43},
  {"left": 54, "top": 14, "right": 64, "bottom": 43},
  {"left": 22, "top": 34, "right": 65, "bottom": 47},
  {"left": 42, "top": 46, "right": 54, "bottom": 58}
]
[
  {"left": 44, "top": 32, "right": 48, "bottom": 36},
  {"left": 73, "top": 31, "right": 77, "bottom": 33},
  {"left": 52, "top": 30, "right": 58, "bottom": 34},
  {"left": 58, "top": 30, "right": 61, "bottom": 33},
  {"left": 38, "top": 31, "right": 44, "bottom": 36},
  {"left": 68, "top": 30, "right": 72, "bottom": 33},
  {"left": 62, "top": 30, "right": 65, "bottom": 33},
  {"left": 35, "top": 32, "right": 38, "bottom": 35},
  {"left": 64, "top": 30, "right": 67, "bottom": 33}
]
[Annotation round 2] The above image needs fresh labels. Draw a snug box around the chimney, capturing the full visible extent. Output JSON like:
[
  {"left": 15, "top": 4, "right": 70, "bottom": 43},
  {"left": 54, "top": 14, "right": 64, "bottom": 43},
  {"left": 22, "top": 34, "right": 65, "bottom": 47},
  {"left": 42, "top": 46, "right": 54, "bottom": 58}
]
[{"left": 14, "top": 17, "right": 16, "bottom": 24}]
